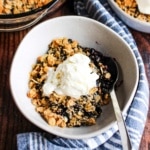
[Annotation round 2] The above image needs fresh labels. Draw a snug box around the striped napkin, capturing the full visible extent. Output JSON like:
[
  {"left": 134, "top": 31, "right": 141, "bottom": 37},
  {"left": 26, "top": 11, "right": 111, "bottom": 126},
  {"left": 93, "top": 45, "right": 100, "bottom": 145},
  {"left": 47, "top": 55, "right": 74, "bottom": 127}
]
[{"left": 17, "top": 0, "right": 149, "bottom": 149}]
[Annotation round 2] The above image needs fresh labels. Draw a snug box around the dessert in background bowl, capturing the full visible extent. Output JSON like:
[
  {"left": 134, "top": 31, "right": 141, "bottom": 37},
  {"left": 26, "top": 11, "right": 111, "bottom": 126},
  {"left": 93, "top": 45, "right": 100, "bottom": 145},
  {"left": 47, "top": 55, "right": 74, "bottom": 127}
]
[
  {"left": 10, "top": 16, "right": 139, "bottom": 139},
  {"left": 0, "top": 0, "right": 59, "bottom": 32},
  {"left": 0, "top": 0, "right": 54, "bottom": 15},
  {"left": 107, "top": 0, "right": 150, "bottom": 33}
]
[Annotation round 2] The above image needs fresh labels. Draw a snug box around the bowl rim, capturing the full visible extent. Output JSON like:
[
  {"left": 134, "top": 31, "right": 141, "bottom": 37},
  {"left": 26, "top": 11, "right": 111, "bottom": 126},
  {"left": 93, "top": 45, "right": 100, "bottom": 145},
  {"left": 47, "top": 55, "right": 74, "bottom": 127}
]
[
  {"left": 108, "top": 0, "right": 150, "bottom": 26},
  {"left": 9, "top": 15, "right": 139, "bottom": 139},
  {"left": 0, "top": 0, "right": 58, "bottom": 19}
]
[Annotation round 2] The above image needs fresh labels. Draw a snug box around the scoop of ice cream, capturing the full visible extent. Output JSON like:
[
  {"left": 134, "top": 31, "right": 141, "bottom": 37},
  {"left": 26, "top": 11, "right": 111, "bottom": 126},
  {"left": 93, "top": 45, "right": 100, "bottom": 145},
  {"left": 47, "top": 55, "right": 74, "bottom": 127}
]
[
  {"left": 136, "top": 0, "right": 150, "bottom": 14},
  {"left": 42, "top": 53, "right": 99, "bottom": 99}
]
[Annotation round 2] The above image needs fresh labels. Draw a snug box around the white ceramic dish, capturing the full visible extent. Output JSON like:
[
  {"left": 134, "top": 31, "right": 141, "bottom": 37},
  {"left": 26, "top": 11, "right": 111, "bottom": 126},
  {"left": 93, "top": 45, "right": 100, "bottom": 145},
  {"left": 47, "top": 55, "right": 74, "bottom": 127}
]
[
  {"left": 107, "top": 0, "right": 150, "bottom": 33},
  {"left": 10, "top": 16, "right": 139, "bottom": 139}
]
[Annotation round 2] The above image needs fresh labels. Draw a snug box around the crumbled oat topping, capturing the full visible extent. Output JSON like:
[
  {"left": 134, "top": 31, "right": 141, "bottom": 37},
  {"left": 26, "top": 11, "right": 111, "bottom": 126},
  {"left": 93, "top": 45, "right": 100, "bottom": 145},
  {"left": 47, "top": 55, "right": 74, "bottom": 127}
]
[
  {"left": 0, "top": 0, "right": 53, "bottom": 14},
  {"left": 115, "top": 0, "right": 150, "bottom": 22},
  {"left": 27, "top": 37, "right": 112, "bottom": 128}
]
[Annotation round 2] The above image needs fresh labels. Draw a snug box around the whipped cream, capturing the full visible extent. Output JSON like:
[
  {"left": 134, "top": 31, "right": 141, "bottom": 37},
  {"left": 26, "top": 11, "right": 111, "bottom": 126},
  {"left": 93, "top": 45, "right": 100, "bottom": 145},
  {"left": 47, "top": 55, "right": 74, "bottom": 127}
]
[
  {"left": 42, "top": 53, "right": 99, "bottom": 99},
  {"left": 136, "top": 0, "right": 150, "bottom": 14}
]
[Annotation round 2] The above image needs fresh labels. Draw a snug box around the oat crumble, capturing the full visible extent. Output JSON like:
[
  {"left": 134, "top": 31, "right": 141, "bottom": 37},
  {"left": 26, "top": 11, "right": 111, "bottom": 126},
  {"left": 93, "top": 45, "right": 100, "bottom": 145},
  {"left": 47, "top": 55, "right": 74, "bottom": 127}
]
[
  {"left": 27, "top": 38, "right": 112, "bottom": 128},
  {"left": 0, "top": 0, "right": 53, "bottom": 14},
  {"left": 115, "top": 0, "right": 150, "bottom": 22}
]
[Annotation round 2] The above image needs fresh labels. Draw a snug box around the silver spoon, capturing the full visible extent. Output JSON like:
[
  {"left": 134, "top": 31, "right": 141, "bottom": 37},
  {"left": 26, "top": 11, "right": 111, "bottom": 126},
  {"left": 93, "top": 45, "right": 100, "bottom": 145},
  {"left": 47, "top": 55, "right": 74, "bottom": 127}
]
[{"left": 101, "top": 57, "right": 132, "bottom": 150}]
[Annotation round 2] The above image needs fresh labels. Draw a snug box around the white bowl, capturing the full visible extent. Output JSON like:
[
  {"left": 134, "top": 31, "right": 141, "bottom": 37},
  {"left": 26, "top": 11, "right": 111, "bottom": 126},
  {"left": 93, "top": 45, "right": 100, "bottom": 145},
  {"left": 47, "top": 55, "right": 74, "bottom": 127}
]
[
  {"left": 107, "top": 0, "right": 150, "bottom": 33},
  {"left": 10, "top": 16, "right": 139, "bottom": 139}
]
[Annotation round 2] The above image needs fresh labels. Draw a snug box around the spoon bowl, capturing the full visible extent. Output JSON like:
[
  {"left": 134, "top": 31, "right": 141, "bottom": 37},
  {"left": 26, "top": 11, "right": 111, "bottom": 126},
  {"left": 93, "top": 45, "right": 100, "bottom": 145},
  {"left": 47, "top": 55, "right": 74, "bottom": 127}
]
[{"left": 101, "top": 57, "right": 118, "bottom": 93}]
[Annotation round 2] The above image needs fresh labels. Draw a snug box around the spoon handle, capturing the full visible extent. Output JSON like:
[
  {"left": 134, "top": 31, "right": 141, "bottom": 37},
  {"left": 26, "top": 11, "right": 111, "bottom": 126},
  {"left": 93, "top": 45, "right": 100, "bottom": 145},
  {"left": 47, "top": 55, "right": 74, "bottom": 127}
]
[{"left": 110, "top": 89, "right": 132, "bottom": 150}]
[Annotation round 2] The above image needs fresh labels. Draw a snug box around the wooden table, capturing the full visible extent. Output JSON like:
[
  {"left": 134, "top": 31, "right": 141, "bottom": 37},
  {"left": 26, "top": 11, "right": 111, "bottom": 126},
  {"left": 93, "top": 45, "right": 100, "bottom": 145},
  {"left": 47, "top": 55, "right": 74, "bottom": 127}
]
[{"left": 0, "top": 1, "right": 149, "bottom": 149}]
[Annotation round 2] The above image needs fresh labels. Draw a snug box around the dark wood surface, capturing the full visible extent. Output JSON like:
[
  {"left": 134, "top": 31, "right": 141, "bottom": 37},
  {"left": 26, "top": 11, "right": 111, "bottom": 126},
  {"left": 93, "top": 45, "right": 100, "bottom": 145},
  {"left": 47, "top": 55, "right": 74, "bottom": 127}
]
[{"left": 0, "top": 1, "right": 149, "bottom": 150}]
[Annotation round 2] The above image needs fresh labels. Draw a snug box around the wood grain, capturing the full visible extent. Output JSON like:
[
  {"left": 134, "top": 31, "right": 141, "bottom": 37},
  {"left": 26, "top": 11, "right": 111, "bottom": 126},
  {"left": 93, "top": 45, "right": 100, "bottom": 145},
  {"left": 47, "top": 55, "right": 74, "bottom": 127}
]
[{"left": 0, "top": 1, "right": 149, "bottom": 150}]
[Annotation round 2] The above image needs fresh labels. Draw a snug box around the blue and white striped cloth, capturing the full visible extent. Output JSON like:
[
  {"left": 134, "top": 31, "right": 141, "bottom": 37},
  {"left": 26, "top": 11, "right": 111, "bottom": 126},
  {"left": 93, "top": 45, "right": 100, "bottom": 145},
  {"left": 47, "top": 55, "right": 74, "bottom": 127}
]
[{"left": 17, "top": 0, "right": 149, "bottom": 149}]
